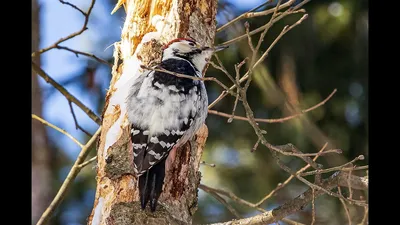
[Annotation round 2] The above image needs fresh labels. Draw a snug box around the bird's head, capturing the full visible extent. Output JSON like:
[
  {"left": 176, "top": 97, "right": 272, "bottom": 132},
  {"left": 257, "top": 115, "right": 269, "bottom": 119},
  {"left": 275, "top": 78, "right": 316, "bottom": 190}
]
[{"left": 161, "top": 38, "right": 228, "bottom": 73}]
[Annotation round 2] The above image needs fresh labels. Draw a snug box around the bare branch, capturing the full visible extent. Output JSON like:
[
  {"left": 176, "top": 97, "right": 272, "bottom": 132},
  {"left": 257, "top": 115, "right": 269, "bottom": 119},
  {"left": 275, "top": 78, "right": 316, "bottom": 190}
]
[
  {"left": 77, "top": 156, "right": 97, "bottom": 169},
  {"left": 244, "top": 22, "right": 255, "bottom": 53},
  {"left": 272, "top": 152, "right": 367, "bottom": 206},
  {"left": 200, "top": 161, "right": 216, "bottom": 167},
  {"left": 245, "top": 0, "right": 296, "bottom": 19},
  {"left": 255, "top": 143, "right": 328, "bottom": 206},
  {"left": 211, "top": 54, "right": 236, "bottom": 84},
  {"left": 251, "top": 137, "right": 261, "bottom": 152},
  {"left": 300, "top": 156, "right": 366, "bottom": 176},
  {"left": 209, "top": 13, "right": 309, "bottom": 109},
  {"left": 338, "top": 172, "right": 368, "bottom": 191},
  {"left": 360, "top": 206, "right": 368, "bottom": 225},
  {"left": 32, "top": 0, "right": 96, "bottom": 57},
  {"left": 56, "top": 45, "right": 112, "bottom": 67},
  {"left": 277, "top": 144, "right": 320, "bottom": 170},
  {"left": 338, "top": 187, "right": 352, "bottom": 225},
  {"left": 228, "top": 59, "right": 247, "bottom": 123},
  {"left": 217, "top": 0, "right": 298, "bottom": 33},
  {"left": 207, "top": 172, "right": 367, "bottom": 225},
  {"left": 242, "top": 0, "right": 284, "bottom": 93},
  {"left": 199, "top": 184, "right": 266, "bottom": 212},
  {"left": 200, "top": 185, "right": 242, "bottom": 219},
  {"left": 59, "top": 0, "right": 86, "bottom": 16},
  {"left": 32, "top": 114, "right": 83, "bottom": 148},
  {"left": 220, "top": 4, "right": 308, "bottom": 47},
  {"left": 209, "top": 89, "right": 337, "bottom": 123},
  {"left": 140, "top": 65, "right": 240, "bottom": 99},
  {"left": 36, "top": 127, "right": 101, "bottom": 225},
  {"left": 68, "top": 101, "right": 93, "bottom": 137},
  {"left": 217, "top": 1, "right": 270, "bottom": 33},
  {"left": 32, "top": 61, "right": 101, "bottom": 125},
  {"left": 311, "top": 188, "right": 316, "bottom": 225},
  {"left": 347, "top": 167, "right": 354, "bottom": 199}
]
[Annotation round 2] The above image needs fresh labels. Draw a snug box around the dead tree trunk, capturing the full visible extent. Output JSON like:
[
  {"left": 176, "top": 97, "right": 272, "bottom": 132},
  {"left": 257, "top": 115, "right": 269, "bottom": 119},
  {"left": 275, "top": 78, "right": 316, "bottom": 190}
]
[
  {"left": 87, "top": 0, "right": 217, "bottom": 224},
  {"left": 32, "top": 0, "right": 52, "bottom": 223}
]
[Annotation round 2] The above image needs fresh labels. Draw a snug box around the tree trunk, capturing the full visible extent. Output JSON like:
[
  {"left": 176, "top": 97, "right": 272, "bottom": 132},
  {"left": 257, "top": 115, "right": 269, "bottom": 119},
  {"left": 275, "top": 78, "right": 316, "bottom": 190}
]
[
  {"left": 32, "top": 0, "right": 52, "bottom": 224},
  {"left": 87, "top": 0, "right": 217, "bottom": 224}
]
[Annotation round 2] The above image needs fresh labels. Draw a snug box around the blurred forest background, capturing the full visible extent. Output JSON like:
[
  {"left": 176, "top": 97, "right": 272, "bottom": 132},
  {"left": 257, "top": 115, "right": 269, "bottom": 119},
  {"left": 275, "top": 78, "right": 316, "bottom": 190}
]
[{"left": 31, "top": 0, "right": 368, "bottom": 224}]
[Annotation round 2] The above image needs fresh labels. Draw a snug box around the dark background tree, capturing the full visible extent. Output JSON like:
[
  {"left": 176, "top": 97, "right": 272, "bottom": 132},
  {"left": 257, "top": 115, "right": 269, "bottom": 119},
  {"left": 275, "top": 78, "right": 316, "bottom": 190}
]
[{"left": 32, "top": 0, "right": 54, "bottom": 223}]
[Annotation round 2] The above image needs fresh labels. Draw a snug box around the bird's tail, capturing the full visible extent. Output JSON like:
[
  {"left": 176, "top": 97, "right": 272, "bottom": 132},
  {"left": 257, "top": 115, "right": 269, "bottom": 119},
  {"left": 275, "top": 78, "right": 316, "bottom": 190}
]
[{"left": 138, "top": 159, "right": 166, "bottom": 212}]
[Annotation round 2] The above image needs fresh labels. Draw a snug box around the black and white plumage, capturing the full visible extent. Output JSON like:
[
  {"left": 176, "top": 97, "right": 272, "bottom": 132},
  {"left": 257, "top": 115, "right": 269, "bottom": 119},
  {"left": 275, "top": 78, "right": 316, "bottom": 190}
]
[{"left": 126, "top": 38, "right": 227, "bottom": 212}]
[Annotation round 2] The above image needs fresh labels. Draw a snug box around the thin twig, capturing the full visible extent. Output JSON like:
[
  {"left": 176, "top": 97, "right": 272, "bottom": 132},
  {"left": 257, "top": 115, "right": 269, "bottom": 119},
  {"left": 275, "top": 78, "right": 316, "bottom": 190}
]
[
  {"left": 311, "top": 188, "right": 316, "bottom": 225},
  {"left": 347, "top": 167, "right": 354, "bottom": 199},
  {"left": 217, "top": 1, "right": 272, "bottom": 33},
  {"left": 245, "top": 22, "right": 255, "bottom": 53},
  {"left": 338, "top": 187, "right": 352, "bottom": 225},
  {"left": 219, "top": 2, "right": 308, "bottom": 47},
  {"left": 252, "top": 138, "right": 261, "bottom": 152},
  {"left": 201, "top": 185, "right": 242, "bottom": 219},
  {"left": 254, "top": 143, "right": 328, "bottom": 207},
  {"left": 32, "top": 0, "right": 96, "bottom": 57},
  {"left": 32, "top": 114, "right": 83, "bottom": 148},
  {"left": 36, "top": 127, "right": 101, "bottom": 225},
  {"left": 212, "top": 54, "right": 236, "bottom": 84},
  {"left": 213, "top": 17, "right": 315, "bottom": 160},
  {"left": 209, "top": 6, "right": 311, "bottom": 113},
  {"left": 208, "top": 14, "right": 309, "bottom": 109},
  {"left": 242, "top": 0, "right": 283, "bottom": 93},
  {"left": 245, "top": 0, "right": 296, "bottom": 19},
  {"left": 56, "top": 45, "right": 112, "bottom": 67},
  {"left": 200, "top": 184, "right": 306, "bottom": 224},
  {"left": 200, "top": 161, "right": 216, "bottom": 167},
  {"left": 78, "top": 156, "right": 98, "bottom": 169},
  {"left": 68, "top": 101, "right": 93, "bottom": 137},
  {"left": 301, "top": 165, "right": 368, "bottom": 177},
  {"left": 207, "top": 172, "right": 367, "bottom": 225},
  {"left": 277, "top": 143, "right": 320, "bottom": 170},
  {"left": 360, "top": 206, "right": 368, "bottom": 225},
  {"left": 217, "top": 0, "right": 298, "bottom": 33},
  {"left": 140, "top": 65, "right": 239, "bottom": 98},
  {"left": 199, "top": 184, "right": 266, "bottom": 212},
  {"left": 300, "top": 155, "right": 365, "bottom": 176},
  {"left": 209, "top": 89, "right": 337, "bottom": 123},
  {"left": 59, "top": 0, "right": 86, "bottom": 16},
  {"left": 32, "top": 61, "right": 101, "bottom": 125},
  {"left": 273, "top": 153, "right": 367, "bottom": 206},
  {"left": 228, "top": 59, "right": 247, "bottom": 123}
]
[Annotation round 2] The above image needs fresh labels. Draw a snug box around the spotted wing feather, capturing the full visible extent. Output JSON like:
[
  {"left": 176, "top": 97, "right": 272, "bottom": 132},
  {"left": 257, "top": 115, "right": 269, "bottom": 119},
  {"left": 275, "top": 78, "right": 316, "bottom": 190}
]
[
  {"left": 130, "top": 125, "right": 150, "bottom": 174},
  {"left": 134, "top": 115, "right": 194, "bottom": 176}
]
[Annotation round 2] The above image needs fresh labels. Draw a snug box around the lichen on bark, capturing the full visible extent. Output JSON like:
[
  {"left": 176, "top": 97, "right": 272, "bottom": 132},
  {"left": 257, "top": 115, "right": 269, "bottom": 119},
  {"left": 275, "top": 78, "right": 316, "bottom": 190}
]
[
  {"left": 107, "top": 202, "right": 186, "bottom": 225},
  {"left": 104, "top": 127, "right": 135, "bottom": 180}
]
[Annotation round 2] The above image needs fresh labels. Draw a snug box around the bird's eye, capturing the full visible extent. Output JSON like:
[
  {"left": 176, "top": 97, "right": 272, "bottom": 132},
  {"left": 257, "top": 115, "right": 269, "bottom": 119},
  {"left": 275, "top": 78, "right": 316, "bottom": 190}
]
[{"left": 188, "top": 42, "right": 195, "bottom": 46}]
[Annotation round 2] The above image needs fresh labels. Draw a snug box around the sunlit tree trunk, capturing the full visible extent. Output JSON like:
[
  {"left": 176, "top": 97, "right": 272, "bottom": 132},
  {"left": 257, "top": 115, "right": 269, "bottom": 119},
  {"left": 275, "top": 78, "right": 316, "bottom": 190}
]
[
  {"left": 87, "top": 0, "right": 217, "bottom": 224},
  {"left": 32, "top": 0, "right": 52, "bottom": 224}
]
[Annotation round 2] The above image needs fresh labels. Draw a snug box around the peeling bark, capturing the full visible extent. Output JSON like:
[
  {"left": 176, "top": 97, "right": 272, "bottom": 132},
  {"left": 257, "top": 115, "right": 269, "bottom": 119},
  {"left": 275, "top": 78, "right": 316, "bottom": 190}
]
[{"left": 88, "top": 0, "right": 217, "bottom": 224}]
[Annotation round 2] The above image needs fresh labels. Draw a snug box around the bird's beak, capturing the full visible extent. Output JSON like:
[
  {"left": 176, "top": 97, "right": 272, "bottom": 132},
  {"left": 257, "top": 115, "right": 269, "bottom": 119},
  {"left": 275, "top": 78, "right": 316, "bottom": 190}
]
[
  {"left": 214, "top": 45, "right": 229, "bottom": 52},
  {"left": 201, "top": 45, "right": 229, "bottom": 52}
]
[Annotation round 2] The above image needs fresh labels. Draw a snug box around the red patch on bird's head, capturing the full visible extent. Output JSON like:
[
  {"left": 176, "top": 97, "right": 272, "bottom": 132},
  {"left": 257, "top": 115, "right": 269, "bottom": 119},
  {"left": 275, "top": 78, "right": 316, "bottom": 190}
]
[{"left": 162, "top": 37, "right": 196, "bottom": 50}]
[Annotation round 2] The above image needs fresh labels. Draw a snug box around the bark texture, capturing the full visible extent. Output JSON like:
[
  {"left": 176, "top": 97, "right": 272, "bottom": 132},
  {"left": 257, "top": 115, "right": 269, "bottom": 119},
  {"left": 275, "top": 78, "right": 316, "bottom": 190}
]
[
  {"left": 32, "top": 0, "right": 52, "bottom": 224},
  {"left": 88, "top": 0, "right": 217, "bottom": 224}
]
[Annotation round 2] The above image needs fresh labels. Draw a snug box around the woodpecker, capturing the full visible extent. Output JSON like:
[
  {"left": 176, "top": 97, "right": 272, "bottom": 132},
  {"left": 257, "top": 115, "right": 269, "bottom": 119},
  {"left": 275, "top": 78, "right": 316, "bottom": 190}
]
[{"left": 126, "top": 38, "right": 227, "bottom": 212}]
